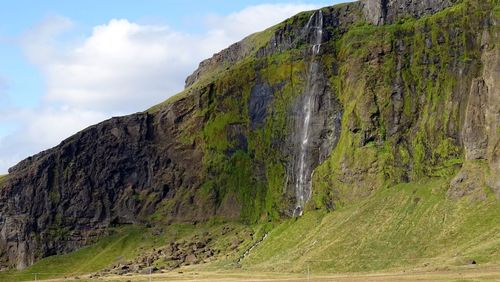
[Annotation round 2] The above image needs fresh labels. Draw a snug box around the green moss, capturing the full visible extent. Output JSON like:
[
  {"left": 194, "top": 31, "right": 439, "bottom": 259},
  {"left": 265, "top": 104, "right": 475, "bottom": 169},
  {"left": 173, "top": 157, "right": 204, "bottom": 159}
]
[
  {"left": 203, "top": 113, "right": 237, "bottom": 152},
  {"left": 310, "top": 0, "right": 493, "bottom": 208},
  {"left": 0, "top": 174, "right": 6, "bottom": 185},
  {"left": 123, "top": 0, "right": 498, "bottom": 222}
]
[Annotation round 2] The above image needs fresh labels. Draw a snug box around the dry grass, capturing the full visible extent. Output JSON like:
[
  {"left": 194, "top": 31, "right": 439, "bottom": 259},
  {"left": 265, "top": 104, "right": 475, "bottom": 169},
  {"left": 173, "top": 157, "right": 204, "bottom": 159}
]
[{"left": 36, "top": 265, "right": 500, "bottom": 282}]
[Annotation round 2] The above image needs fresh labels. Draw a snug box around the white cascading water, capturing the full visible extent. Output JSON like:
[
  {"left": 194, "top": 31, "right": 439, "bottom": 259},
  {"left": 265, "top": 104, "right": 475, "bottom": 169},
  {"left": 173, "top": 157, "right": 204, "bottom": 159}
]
[{"left": 294, "top": 10, "right": 323, "bottom": 217}]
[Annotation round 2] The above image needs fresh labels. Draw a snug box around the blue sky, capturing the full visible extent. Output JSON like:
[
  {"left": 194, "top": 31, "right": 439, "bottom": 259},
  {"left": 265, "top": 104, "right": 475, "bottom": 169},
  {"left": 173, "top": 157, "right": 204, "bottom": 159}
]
[{"left": 0, "top": 0, "right": 347, "bottom": 173}]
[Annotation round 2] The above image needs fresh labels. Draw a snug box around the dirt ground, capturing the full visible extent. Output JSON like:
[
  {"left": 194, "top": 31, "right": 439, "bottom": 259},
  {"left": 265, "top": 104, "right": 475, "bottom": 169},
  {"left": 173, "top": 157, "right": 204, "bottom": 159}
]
[{"left": 38, "top": 264, "right": 500, "bottom": 282}]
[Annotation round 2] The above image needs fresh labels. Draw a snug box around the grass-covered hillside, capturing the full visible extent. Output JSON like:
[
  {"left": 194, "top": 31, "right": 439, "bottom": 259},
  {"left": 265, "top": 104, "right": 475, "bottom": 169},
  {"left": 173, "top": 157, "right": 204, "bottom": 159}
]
[
  {"left": 0, "top": 222, "right": 264, "bottom": 281},
  {"left": 1, "top": 178, "right": 498, "bottom": 281},
  {"left": 243, "top": 179, "right": 500, "bottom": 273}
]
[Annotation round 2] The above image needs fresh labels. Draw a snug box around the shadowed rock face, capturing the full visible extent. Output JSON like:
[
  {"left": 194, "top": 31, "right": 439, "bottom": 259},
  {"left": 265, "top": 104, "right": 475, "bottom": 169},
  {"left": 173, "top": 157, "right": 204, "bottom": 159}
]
[
  {"left": 249, "top": 82, "right": 275, "bottom": 129},
  {"left": 449, "top": 13, "right": 500, "bottom": 198}
]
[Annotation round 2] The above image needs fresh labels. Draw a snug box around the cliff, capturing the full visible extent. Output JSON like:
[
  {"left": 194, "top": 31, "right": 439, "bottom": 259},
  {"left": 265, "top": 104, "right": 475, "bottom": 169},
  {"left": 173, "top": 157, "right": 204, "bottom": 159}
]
[
  {"left": 361, "top": 0, "right": 459, "bottom": 25},
  {"left": 1, "top": 0, "right": 499, "bottom": 270}
]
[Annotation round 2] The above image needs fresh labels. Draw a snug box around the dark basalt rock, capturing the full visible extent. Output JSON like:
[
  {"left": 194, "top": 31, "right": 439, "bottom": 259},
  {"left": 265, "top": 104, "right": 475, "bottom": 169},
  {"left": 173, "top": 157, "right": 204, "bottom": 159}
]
[
  {"left": 248, "top": 81, "right": 275, "bottom": 129},
  {"left": 449, "top": 22, "right": 500, "bottom": 198},
  {"left": 362, "top": 0, "right": 458, "bottom": 25},
  {"left": 0, "top": 96, "right": 211, "bottom": 269}
]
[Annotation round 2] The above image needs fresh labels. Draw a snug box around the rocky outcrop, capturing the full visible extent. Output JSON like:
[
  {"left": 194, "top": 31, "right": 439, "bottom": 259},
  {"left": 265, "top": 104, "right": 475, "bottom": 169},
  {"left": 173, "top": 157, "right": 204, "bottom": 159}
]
[
  {"left": 95, "top": 226, "right": 254, "bottom": 277},
  {"left": 99, "top": 236, "right": 218, "bottom": 275},
  {"left": 480, "top": 16, "right": 500, "bottom": 193},
  {"left": 186, "top": 3, "right": 362, "bottom": 89},
  {"left": 186, "top": 0, "right": 459, "bottom": 89},
  {"left": 248, "top": 82, "right": 275, "bottom": 129},
  {"left": 362, "top": 0, "right": 457, "bottom": 25},
  {"left": 449, "top": 10, "right": 500, "bottom": 198},
  {"left": 256, "top": 4, "right": 361, "bottom": 59},
  {"left": 463, "top": 78, "right": 489, "bottom": 161},
  {"left": 185, "top": 40, "right": 256, "bottom": 88}
]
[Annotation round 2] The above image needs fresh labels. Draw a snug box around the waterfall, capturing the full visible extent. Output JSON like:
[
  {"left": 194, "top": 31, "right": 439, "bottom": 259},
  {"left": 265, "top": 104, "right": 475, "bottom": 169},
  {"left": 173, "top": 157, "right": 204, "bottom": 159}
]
[
  {"left": 293, "top": 10, "right": 324, "bottom": 217},
  {"left": 237, "top": 233, "right": 269, "bottom": 264}
]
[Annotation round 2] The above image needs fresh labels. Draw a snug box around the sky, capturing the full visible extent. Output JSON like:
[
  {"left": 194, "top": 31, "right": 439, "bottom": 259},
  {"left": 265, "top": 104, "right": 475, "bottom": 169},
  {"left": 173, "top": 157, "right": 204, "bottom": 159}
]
[{"left": 0, "top": 0, "right": 346, "bottom": 174}]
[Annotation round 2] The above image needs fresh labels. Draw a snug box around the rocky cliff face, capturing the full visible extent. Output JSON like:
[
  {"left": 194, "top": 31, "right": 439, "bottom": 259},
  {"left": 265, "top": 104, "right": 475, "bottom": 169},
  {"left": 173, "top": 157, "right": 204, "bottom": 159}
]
[
  {"left": 362, "top": 0, "right": 458, "bottom": 25},
  {"left": 0, "top": 97, "right": 213, "bottom": 269},
  {"left": 311, "top": 0, "right": 499, "bottom": 207},
  {"left": 1, "top": 0, "right": 498, "bottom": 270},
  {"left": 185, "top": 2, "right": 361, "bottom": 89},
  {"left": 449, "top": 9, "right": 500, "bottom": 198}
]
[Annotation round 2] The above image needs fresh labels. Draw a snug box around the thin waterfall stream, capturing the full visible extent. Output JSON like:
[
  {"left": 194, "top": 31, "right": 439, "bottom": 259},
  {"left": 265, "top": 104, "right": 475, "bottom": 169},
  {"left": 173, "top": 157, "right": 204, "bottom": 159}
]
[{"left": 293, "top": 10, "right": 324, "bottom": 217}]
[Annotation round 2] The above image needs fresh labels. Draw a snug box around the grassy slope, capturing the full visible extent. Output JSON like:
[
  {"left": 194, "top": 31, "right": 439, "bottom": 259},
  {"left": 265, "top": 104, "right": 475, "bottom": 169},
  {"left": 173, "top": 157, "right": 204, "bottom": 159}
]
[
  {"left": 243, "top": 178, "right": 500, "bottom": 273},
  {"left": 1, "top": 179, "right": 498, "bottom": 281},
  {"left": 0, "top": 222, "right": 262, "bottom": 281},
  {"left": 0, "top": 226, "right": 155, "bottom": 281}
]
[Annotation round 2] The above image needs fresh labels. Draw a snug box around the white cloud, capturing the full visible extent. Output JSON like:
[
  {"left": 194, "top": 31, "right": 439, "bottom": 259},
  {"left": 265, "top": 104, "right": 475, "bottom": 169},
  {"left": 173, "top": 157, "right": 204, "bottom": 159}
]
[
  {"left": 24, "top": 17, "right": 197, "bottom": 113},
  {"left": 0, "top": 3, "right": 322, "bottom": 174},
  {"left": 205, "top": 4, "right": 319, "bottom": 40}
]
